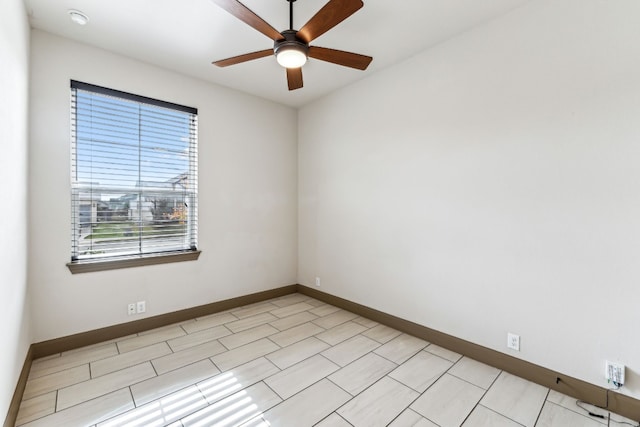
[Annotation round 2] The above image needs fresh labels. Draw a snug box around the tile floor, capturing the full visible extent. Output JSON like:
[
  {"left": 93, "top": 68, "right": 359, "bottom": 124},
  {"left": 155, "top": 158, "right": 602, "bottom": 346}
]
[{"left": 15, "top": 293, "right": 638, "bottom": 427}]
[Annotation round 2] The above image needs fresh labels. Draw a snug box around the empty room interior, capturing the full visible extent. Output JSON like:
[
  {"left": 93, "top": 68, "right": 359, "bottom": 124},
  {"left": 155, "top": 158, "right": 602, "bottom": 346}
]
[{"left": 2, "top": 0, "right": 640, "bottom": 426}]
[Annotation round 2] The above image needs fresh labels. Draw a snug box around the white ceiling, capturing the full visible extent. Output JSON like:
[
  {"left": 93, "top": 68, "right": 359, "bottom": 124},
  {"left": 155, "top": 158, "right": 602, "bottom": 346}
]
[{"left": 24, "top": 0, "right": 530, "bottom": 108}]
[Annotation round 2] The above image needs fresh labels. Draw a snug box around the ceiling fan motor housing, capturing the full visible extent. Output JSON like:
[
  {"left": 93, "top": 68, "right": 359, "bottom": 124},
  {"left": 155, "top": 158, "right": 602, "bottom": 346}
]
[{"left": 274, "top": 30, "right": 309, "bottom": 58}]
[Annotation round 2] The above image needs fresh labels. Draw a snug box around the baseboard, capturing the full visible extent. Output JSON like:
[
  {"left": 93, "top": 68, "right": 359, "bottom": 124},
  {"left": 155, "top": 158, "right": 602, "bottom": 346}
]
[
  {"left": 296, "top": 284, "right": 640, "bottom": 422},
  {"left": 4, "top": 284, "right": 297, "bottom": 427},
  {"left": 32, "top": 285, "right": 298, "bottom": 358},
  {"left": 3, "top": 346, "right": 33, "bottom": 427}
]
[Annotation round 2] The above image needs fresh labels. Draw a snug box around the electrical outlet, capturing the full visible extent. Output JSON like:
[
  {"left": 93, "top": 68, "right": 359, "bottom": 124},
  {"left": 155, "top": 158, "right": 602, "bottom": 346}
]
[
  {"left": 127, "top": 303, "right": 136, "bottom": 315},
  {"left": 137, "top": 301, "right": 146, "bottom": 314},
  {"left": 605, "top": 361, "right": 625, "bottom": 387},
  {"left": 315, "top": 277, "right": 321, "bottom": 287},
  {"left": 507, "top": 333, "right": 520, "bottom": 351}
]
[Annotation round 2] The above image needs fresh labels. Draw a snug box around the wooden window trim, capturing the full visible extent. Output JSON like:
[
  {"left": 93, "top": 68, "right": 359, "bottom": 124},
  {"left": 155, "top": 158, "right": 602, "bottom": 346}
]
[{"left": 67, "top": 250, "right": 201, "bottom": 274}]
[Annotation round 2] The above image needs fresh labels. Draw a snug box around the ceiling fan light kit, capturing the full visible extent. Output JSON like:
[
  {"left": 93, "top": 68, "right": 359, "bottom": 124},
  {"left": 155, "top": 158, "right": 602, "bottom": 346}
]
[
  {"left": 274, "top": 30, "right": 309, "bottom": 68},
  {"left": 211, "top": 0, "right": 372, "bottom": 90}
]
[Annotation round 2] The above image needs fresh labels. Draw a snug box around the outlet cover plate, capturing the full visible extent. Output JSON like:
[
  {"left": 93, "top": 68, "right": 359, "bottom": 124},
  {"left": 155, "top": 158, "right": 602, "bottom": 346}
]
[
  {"left": 605, "top": 361, "right": 625, "bottom": 386},
  {"left": 137, "top": 301, "right": 146, "bottom": 314},
  {"left": 507, "top": 333, "right": 520, "bottom": 351}
]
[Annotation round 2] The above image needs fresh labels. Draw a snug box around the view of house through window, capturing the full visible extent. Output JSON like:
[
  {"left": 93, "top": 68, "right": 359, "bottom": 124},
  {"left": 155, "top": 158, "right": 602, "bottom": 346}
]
[{"left": 70, "top": 81, "right": 198, "bottom": 262}]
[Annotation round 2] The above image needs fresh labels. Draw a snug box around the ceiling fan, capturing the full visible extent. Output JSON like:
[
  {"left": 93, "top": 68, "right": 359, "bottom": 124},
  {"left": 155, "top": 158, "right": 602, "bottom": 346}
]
[{"left": 211, "top": 0, "right": 373, "bottom": 91}]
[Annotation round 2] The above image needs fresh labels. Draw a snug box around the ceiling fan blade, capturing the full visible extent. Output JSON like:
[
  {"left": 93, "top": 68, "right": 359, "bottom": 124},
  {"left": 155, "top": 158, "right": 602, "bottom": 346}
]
[
  {"left": 308, "top": 46, "right": 372, "bottom": 70},
  {"left": 286, "top": 67, "right": 303, "bottom": 91},
  {"left": 297, "top": 0, "right": 363, "bottom": 43},
  {"left": 212, "top": 49, "right": 273, "bottom": 67},
  {"left": 211, "top": 0, "right": 283, "bottom": 41}
]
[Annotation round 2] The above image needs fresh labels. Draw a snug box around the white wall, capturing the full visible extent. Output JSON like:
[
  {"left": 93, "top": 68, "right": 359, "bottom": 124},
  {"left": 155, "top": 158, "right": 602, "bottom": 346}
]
[
  {"left": 299, "top": 0, "right": 640, "bottom": 399},
  {"left": 29, "top": 31, "right": 298, "bottom": 342},
  {"left": 0, "top": 0, "right": 31, "bottom": 419}
]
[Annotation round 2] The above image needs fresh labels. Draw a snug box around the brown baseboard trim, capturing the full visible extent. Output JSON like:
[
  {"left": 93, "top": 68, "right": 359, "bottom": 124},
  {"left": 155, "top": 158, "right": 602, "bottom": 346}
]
[
  {"left": 31, "top": 284, "right": 297, "bottom": 359},
  {"left": 296, "top": 285, "right": 640, "bottom": 422},
  {"left": 4, "top": 345, "right": 33, "bottom": 427}
]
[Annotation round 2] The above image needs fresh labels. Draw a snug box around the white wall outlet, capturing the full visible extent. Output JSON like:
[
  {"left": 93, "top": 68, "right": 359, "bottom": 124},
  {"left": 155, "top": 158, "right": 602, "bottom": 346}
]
[
  {"left": 127, "top": 303, "right": 136, "bottom": 315},
  {"left": 507, "top": 333, "right": 520, "bottom": 351},
  {"left": 136, "top": 300, "right": 146, "bottom": 314},
  {"left": 605, "top": 361, "right": 625, "bottom": 387},
  {"left": 315, "top": 277, "right": 321, "bottom": 287}
]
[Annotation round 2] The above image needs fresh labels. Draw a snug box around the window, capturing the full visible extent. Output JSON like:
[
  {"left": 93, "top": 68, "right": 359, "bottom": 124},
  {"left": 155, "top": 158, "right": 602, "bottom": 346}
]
[{"left": 69, "top": 81, "right": 199, "bottom": 273}]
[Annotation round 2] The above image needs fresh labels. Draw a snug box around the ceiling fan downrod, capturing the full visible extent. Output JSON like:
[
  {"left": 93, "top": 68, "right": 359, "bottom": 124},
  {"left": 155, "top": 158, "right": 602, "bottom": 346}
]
[{"left": 288, "top": 0, "right": 296, "bottom": 30}]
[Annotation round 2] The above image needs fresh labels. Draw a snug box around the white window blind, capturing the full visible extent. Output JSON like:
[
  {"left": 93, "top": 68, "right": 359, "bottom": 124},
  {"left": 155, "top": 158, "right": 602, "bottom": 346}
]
[{"left": 70, "top": 81, "right": 198, "bottom": 262}]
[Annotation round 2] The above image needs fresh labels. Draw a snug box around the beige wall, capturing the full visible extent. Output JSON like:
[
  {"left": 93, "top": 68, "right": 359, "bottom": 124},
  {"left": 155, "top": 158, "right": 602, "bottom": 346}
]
[
  {"left": 298, "top": 0, "right": 640, "bottom": 399},
  {"left": 0, "top": 0, "right": 31, "bottom": 419},
  {"left": 28, "top": 31, "right": 298, "bottom": 342}
]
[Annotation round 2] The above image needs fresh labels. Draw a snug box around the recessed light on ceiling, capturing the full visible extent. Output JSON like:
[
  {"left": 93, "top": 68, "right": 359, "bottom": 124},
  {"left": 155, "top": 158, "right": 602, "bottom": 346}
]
[{"left": 68, "top": 9, "right": 89, "bottom": 26}]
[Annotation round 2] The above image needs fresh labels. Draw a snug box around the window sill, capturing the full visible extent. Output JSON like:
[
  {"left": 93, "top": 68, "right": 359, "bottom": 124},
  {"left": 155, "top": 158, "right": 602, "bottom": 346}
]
[{"left": 67, "top": 250, "right": 201, "bottom": 274}]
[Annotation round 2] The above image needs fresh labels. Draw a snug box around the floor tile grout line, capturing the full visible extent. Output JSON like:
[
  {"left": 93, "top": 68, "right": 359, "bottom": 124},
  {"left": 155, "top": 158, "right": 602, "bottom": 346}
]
[
  {"left": 388, "top": 344, "right": 504, "bottom": 425},
  {"left": 193, "top": 311, "right": 238, "bottom": 323},
  {"left": 333, "top": 368, "right": 426, "bottom": 422},
  {"left": 320, "top": 333, "right": 384, "bottom": 368},
  {"left": 372, "top": 342, "right": 428, "bottom": 367},
  {"left": 250, "top": 374, "right": 342, "bottom": 421},
  {"left": 54, "top": 360, "right": 159, "bottom": 392},
  {"left": 265, "top": 335, "right": 282, "bottom": 350},
  {"left": 532, "top": 388, "right": 552, "bottom": 426},
  {"left": 444, "top": 368, "right": 498, "bottom": 392},
  {"left": 32, "top": 386, "right": 134, "bottom": 424},
  {"left": 182, "top": 318, "right": 238, "bottom": 335},
  {"left": 28, "top": 344, "right": 120, "bottom": 380},
  {"left": 208, "top": 356, "right": 222, "bottom": 373},
  {"left": 263, "top": 339, "right": 328, "bottom": 371},
  {"left": 14, "top": 389, "right": 59, "bottom": 426},
  {"left": 178, "top": 323, "right": 190, "bottom": 337},
  {"left": 260, "top": 379, "right": 283, "bottom": 403},
  {"left": 312, "top": 411, "right": 355, "bottom": 427},
  {"left": 90, "top": 354, "right": 218, "bottom": 385},
  {"left": 476, "top": 403, "right": 528, "bottom": 426},
  {"left": 235, "top": 330, "right": 281, "bottom": 349},
  {"left": 480, "top": 370, "right": 549, "bottom": 427},
  {"left": 89, "top": 386, "right": 136, "bottom": 425},
  {"left": 21, "top": 362, "right": 92, "bottom": 402},
  {"left": 149, "top": 357, "right": 160, "bottom": 377},
  {"left": 383, "top": 408, "right": 418, "bottom": 427},
  {"left": 388, "top": 365, "right": 453, "bottom": 425},
  {"left": 100, "top": 380, "right": 209, "bottom": 425},
  {"left": 542, "top": 399, "right": 609, "bottom": 426},
  {"left": 455, "top": 371, "right": 501, "bottom": 427},
  {"left": 421, "top": 346, "right": 460, "bottom": 365},
  {"left": 546, "top": 396, "right": 612, "bottom": 425},
  {"left": 267, "top": 315, "right": 322, "bottom": 332},
  {"left": 325, "top": 374, "right": 356, "bottom": 397}
]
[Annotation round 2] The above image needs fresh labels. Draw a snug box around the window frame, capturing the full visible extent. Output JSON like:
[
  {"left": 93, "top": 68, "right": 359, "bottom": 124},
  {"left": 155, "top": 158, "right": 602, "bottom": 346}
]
[{"left": 67, "top": 81, "right": 200, "bottom": 274}]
